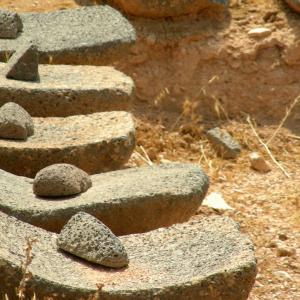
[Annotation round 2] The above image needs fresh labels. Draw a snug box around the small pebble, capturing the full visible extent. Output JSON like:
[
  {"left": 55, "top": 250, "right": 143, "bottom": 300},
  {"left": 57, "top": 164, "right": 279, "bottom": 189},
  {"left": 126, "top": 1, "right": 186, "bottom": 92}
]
[
  {"left": 249, "top": 152, "right": 271, "bottom": 173},
  {"left": 248, "top": 27, "right": 272, "bottom": 38},
  {"left": 277, "top": 245, "right": 296, "bottom": 257}
]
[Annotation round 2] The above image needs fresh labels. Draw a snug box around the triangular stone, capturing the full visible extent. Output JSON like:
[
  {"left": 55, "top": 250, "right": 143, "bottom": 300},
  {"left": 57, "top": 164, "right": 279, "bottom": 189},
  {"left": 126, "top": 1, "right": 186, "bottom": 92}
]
[
  {"left": 5, "top": 43, "right": 39, "bottom": 82},
  {"left": 0, "top": 10, "right": 23, "bottom": 39},
  {"left": 57, "top": 212, "right": 129, "bottom": 268}
]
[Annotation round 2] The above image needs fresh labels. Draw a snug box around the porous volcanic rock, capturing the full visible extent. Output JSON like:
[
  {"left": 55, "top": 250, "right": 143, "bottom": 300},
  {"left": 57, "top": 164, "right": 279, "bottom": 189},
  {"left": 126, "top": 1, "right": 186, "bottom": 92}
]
[
  {"left": 5, "top": 43, "right": 39, "bottom": 81},
  {"left": 57, "top": 212, "right": 128, "bottom": 268},
  {"left": 0, "top": 64, "right": 134, "bottom": 117},
  {"left": 0, "top": 163, "right": 209, "bottom": 234},
  {"left": 284, "top": 0, "right": 300, "bottom": 13},
  {"left": 0, "top": 102, "right": 34, "bottom": 140},
  {"left": 0, "top": 10, "right": 23, "bottom": 39},
  {"left": 0, "top": 111, "right": 135, "bottom": 177},
  {"left": 0, "top": 6, "right": 136, "bottom": 64},
  {"left": 207, "top": 127, "right": 241, "bottom": 159},
  {"left": 109, "top": 0, "right": 228, "bottom": 18},
  {"left": 0, "top": 211, "right": 257, "bottom": 299},
  {"left": 33, "top": 164, "right": 92, "bottom": 197}
]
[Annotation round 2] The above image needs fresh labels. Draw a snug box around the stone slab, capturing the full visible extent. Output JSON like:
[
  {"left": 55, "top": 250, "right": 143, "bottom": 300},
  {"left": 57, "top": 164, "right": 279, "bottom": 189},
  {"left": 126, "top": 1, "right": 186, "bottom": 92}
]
[
  {"left": 0, "top": 6, "right": 136, "bottom": 64},
  {"left": 0, "top": 111, "right": 135, "bottom": 177},
  {"left": 0, "top": 64, "right": 134, "bottom": 117},
  {"left": 0, "top": 212, "right": 257, "bottom": 299},
  {"left": 0, "top": 163, "right": 208, "bottom": 234},
  {"left": 109, "top": 0, "right": 228, "bottom": 18}
]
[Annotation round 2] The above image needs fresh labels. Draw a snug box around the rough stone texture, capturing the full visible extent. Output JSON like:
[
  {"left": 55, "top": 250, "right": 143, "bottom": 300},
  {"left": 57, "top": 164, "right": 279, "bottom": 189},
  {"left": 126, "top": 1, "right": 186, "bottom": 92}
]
[
  {"left": 57, "top": 212, "right": 129, "bottom": 268},
  {"left": 0, "top": 6, "right": 136, "bottom": 64},
  {"left": 0, "top": 10, "right": 23, "bottom": 39},
  {"left": 207, "top": 127, "right": 241, "bottom": 159},
  {"left": 109, "top": 0, "right": 228, "bottom": 18},
  {"left": 0, "top": 64, "right": 134, "bottom": 117},
  {"left": 284, "top": 0, "right": 300, "bottom": 13},
  {"left": 34, "top": 164, "right": 92, "bottom": 197},
  {"left": 0, "top": 111, "right": 135, "bottom": 177},
  {"left": 0, "top": 163, "right": 208, "bottom": 234},
  {"left": 0, "top": 211, "right": 257, "bottom": 299},
  {"left": 5, "top": 43, "right": 39, "bottom": 81},
  {"left": 0, "top": 102, "right": 34, "bottom": 140}
]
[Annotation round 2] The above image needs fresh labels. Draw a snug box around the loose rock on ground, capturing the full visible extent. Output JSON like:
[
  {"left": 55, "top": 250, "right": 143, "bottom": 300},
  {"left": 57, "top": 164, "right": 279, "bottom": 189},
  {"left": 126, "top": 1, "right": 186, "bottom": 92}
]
[{"left": 207, "top": 127, "right": 241, "bottom": 159}]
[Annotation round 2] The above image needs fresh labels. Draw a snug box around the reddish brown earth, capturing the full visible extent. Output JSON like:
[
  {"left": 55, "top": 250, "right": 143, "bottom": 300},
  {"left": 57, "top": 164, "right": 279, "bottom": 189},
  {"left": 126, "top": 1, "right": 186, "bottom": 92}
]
[{"left": 1, "top": 0, "right": 300, "bottom": 299}]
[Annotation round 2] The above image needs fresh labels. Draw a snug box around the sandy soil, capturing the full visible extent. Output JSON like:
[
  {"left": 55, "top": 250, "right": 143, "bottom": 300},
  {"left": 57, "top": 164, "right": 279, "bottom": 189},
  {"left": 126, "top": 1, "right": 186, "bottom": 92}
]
[{"left": 0, "top": 0, "right": 299, "bottom": 299}]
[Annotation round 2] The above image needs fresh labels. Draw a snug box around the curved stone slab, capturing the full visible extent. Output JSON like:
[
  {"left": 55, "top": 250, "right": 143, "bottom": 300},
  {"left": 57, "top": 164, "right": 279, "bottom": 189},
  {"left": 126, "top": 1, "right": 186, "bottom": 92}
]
[
  {"left": 0, "top": 212, "right": 257, "bottom": 299},
  {"left": 107, "top": 0, "right": 228, "bottom": 18},
  {"left": 0, "top": 6, "right": 136, "bottom": 64},
  {"left": 0, "top": 163, "right": 208, "bottom": 234},
  {"left": 0, "top": 111, "right": 135, "bottom": 177},
  {"left": 0, "top": 64, "right": 134, "bottom": 117}
]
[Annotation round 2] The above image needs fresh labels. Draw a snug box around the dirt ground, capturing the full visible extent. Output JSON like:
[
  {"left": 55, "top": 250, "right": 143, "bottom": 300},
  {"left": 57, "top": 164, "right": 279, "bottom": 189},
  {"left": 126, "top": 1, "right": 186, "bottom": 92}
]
[{"left": 1, "top": 0, "right": 300, "bottom": 299}]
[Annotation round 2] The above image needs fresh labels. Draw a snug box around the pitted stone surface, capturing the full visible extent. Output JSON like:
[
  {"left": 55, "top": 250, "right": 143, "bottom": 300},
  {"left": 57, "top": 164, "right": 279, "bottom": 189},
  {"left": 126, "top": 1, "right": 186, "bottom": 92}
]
[
  {"left": 207, "top": 127, "right": 241, "bottom": 159},
  {"left": 0, "top": 10, "right": 23, "bottom": 39},
  {"left": 58, "top": 212, "right": 129, "bottom": 268},
  {"left": 0, "top": 6, "right": 136, "bottom": 64},
  {"left": 0, "top": 163, "right": 209, "bottom": 234},
  {"left": 109, "top": 0, "right": 228, "bottom": 18},
  {"left": 5, "top": 43, "right": 39, "bottom": 81},
  {"left": 0, "top": 102, "right": 34, "bottom": 140},
  {"left": 0, "top": 111, "right": 135, "bottom": 177},
  {"left": 0, "top": 64, "right": 134, "bottom": 117},
  {"left": 34, "top": 164, "right": 92, "bottom": 197},
  {"left": 0, "top": 212, "right": 257, "bottom": 299}
]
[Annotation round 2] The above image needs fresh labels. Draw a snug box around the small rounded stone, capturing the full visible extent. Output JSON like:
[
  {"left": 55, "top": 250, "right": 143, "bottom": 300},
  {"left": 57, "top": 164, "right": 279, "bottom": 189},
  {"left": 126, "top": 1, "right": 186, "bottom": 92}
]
[
  {"left": 33, "top": 164, "right": 92, "bottom": 197},
  {"left": 57, "top": 212, "right": 129, "bottom": 268},
  {"left": 0, "top": 102, "right": 34, "bottom": 140}
]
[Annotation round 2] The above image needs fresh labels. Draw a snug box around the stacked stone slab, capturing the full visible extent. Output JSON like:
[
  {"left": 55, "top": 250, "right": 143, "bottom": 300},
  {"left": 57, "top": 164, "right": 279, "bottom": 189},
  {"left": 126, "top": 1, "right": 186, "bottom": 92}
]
[
  {"left": 107, "top": 0, "right": 229, "bottom": 18},
  {"left": 0, "top": 163, "right": 209, "bottom": 234},
  {"left": 0, "top": 111, "right": 135, "bottom": 177},
  {"left": 0, "top": 6, "right": 136, "bottom": 64},
  {"left": 0, "top": 64, "right": 134, "bottom": 116},
  {"left": 0, "top": 4, "right": 257, "bottom": 300},
  {"left": 0, "top": 211, "right": 257, "bottom": 300}
]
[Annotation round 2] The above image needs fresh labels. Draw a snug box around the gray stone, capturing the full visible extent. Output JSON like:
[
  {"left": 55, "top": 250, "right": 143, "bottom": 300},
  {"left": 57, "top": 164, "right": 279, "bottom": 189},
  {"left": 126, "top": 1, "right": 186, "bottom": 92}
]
[
  {"left": 0, "top": 111, "right": 135, "bottom": 177},
  {"left": 0, "top": 6, "right": 136, "bottom": 65},
  {"left": 0, "top": 64, "right": 134, "bottom": 117},
  {"left": 284, "top": 0, "right": 300, "bottom": 13},
  {"left": 0, "top": 102, "right": 34, "bottom": 140},
  {"left": 34, "top": 164, "right": 92, "bottom": 197},
  {"left": 5, "top": 44, "right": 39, "bottom": 81},
  {"left": 5, "top": 43, "right": 39, "bottom": 81},
  {"left": 57, "top": 212, "right": 128, "bottom": 268},
  {"left": 207, "top": 127, "right": 241, "bottom": 159},
  {"left": 0, "top": 211, "right": 257, "bottom": 299},
  {"left": 0, "top": 10, "right": 23, "bottom": 39},
  {"left": 0, "top": 163, "right": 209, "bottom": 234},
  {"left": 107, "top": 0, "right": 228, "bottom": 18}
]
